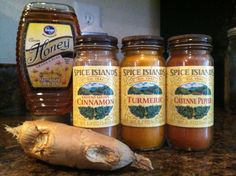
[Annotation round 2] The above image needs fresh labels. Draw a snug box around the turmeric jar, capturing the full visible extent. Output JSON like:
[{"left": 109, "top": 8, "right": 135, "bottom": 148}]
[
  {"left": 167, "top": 34, "right": 214, "bottom": 151},
  {"left": 121, "top": 35, "right": 166, "bottom": 150},
  {"left": 73, "top": 35, "right": 119, "bottom": 138},
  {"left": 16, "top": 2, "right": 80, "bottom": 122}
]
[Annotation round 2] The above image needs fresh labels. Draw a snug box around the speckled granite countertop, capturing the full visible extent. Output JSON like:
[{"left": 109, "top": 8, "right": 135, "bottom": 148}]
[{"left": 0, "top": 109, "right": 236, "bottom": 176}]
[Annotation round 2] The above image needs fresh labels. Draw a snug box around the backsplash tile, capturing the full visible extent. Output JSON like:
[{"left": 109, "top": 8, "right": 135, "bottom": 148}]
[{"left": 0, "top": 64, "right": 26, "bottom": 116}]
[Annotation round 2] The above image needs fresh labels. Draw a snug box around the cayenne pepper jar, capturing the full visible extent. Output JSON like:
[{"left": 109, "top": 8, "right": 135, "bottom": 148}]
[
  {"left": 16, "top": 2, "right": 80, "bottom": 122},
  {"left": 121, "top": 35, "right": 166, "bottom": 150},
  {"left": 73, "top": 35, "right": 119, "bottom": 138},
  {"left": 167, "top": 34, "right": 214, "bottom": 151}
]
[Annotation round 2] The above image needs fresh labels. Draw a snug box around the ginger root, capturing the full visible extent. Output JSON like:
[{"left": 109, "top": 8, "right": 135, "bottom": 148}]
[{"left": 6, "top": 120, "right": 153, "bottom": 171}]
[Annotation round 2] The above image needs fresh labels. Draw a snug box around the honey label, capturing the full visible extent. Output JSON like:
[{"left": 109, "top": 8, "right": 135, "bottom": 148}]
[
  {"left": 73, "top": 66, "right": 119, "bottom": 128},
  {"left": 167, "top": 66, "right": 214, "bottom": 128},
  {"left": 121, "top": 66, "right": 166, "bottom": 127},
  {"left": 25, "top": 23, "right": 74, "bottom": 88}
]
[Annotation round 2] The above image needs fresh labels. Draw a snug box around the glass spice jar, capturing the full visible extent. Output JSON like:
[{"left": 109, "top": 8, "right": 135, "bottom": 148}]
[
  {"left": 16, "top": 2, "right": 80, "bottom": 123},
  {"left": 120, "top": 35, "right": 166, "bottom": 150},
  {"left": 73, "top": 35, "right": 119, "bottom": 138},
  {"left": 167, "top": 34, "right": 214, "bottom": 151},
  {"left": 224, "top": 28, "right": 236, "bottom": 113}
]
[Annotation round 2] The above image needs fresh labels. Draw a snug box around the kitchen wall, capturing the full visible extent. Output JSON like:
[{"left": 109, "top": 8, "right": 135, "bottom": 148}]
[
  {"left": 0, "top": 0, "right": 160, "bottom": 64},
  {"left": 0, "top": 0, "right": 160, "bottom": 116},
  {"left": 79, "top": 0, "right": 160, "bottom": 40}
]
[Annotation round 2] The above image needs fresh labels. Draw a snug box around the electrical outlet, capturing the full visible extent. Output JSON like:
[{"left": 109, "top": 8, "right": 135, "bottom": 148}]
[
  {"left": 73, "top": 2, "right": 102, "bottom": 33},
  {"left": 83, "top": 13, "right": 94, "bottom": 25}
]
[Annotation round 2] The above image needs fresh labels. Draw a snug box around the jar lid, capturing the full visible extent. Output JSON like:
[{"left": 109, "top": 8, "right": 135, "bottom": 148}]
[
  {"left": 227, "top": 27, "right": 236, "bottom": 37},
  {"left": 76, "top": 35, "right": 118, "bottom": 49},
  {"left": 121, "top": 35, "right": 164, "bottom": 50},
  {"left": 168, "top": 34, "right": 212, "bottom": 49},
  {"left": 25, "top": 2, "right": 75, "bottom": 13}
]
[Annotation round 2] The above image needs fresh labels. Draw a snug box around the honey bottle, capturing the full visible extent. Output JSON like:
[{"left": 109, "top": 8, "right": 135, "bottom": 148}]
[{"left": 16, "top": 2, "right": 80, "bottom": 122}]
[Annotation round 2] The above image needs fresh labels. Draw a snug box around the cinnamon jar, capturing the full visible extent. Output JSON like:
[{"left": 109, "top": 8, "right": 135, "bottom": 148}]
[
  {"left": 167, "top": 34, "right": 214, "bottom": 151},
  {"left": 121, "top": 35, "right": 166, "bottom": 150},
  {"left": 73, "top": 35, "right": 119, "bottom": 138},
  {"left": 16, "top": 2, "right": 80, "bottom": 122}
]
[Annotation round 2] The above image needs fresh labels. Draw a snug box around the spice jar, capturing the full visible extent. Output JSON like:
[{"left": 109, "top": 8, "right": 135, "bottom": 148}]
[
  {"left": 120, "top": 35, "right": 166, "bottom": 150},
  {"left": 16, "top": 2, "right": 80, "bottom": 122},
  {"left": 73, "top": 35, "right": 119, "bottom": 138},
  {"left": 167, "top": 34, "right": 214, "bottom": 151},
  {"left": 224, "top": 28, "right": 236, "bottom": 113}
]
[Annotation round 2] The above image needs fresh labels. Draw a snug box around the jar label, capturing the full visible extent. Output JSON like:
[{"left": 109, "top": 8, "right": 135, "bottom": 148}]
[
  {"left": 121, "top": 66, "right": 166, "bottom": 127},
  {"left": 25, "top": 23, "right": 74, "bottom": 88},
  {"left": 73, "top": 66, "right": 119, "bottom": 128},
  {"left": 167, "top": 66, "right": 214, "bottom": 128}
]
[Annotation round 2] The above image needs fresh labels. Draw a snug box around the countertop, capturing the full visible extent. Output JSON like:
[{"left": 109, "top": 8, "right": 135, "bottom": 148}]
[{"left": 0, "top": 109, "right": 236, "bottom": 176}]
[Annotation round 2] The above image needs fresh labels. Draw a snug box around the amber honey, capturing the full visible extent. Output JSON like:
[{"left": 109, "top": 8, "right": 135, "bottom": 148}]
[{"left": 16, "top": 3, "right": 80, "bottom": 122}]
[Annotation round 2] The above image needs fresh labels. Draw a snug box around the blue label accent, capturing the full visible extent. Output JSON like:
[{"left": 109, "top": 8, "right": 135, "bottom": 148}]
[{"left": 44, "top": 26, "right": 55, "bottom": 35}]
